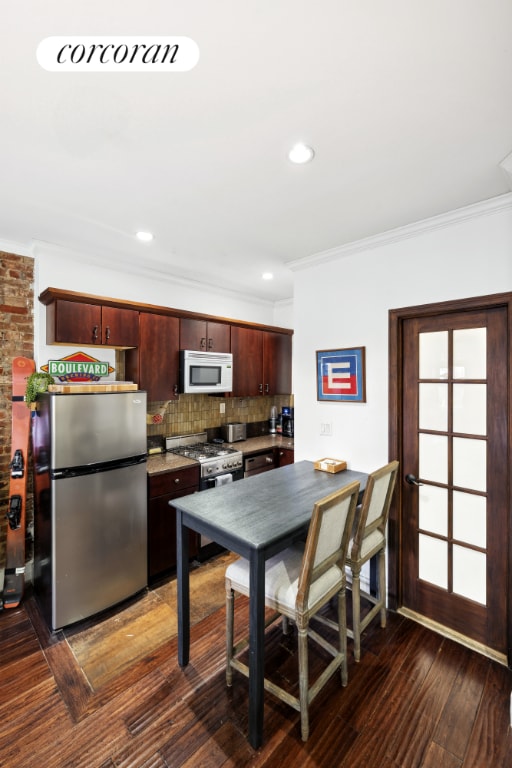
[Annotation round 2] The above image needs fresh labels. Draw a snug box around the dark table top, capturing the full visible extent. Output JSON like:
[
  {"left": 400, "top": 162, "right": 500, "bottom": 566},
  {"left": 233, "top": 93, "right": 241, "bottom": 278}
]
[{"left": 174, "top": 460, "right": 367, "bottom": 553}]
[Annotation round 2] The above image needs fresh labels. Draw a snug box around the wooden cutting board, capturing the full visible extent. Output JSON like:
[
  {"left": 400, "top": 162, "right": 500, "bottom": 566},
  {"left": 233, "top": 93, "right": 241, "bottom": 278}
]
[{"left": 48, "top": 382, "right": 138, "bottom": 393}]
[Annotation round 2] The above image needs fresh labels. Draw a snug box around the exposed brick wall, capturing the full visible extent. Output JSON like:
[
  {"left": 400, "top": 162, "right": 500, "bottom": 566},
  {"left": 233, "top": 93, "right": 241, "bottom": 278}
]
[{"left": 0, "top": 252, "right": 34, "bottom": 571}]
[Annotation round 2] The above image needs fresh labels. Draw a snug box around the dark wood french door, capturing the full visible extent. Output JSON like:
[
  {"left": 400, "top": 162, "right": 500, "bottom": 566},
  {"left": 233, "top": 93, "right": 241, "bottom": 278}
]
[{"left": 389, "top": 296, "right": 511, "bottom": 660}]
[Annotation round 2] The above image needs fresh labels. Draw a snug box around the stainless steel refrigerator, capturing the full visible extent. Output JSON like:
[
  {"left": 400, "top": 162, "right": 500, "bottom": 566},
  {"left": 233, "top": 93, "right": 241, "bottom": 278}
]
[{"left": 33, "top": 391, "right": 148, "bottom": 630}]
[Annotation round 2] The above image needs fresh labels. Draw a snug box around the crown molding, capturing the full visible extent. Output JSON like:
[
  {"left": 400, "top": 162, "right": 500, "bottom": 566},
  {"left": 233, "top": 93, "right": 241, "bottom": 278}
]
[
  {"left": 287, "top": 193, "right": 512, "bottom": 272},
  {"left": 31, "top": 239, "right": 279, "bottom": 309},
  {"left": 274, "top": 296, "right": 294, "bottom": 310}
]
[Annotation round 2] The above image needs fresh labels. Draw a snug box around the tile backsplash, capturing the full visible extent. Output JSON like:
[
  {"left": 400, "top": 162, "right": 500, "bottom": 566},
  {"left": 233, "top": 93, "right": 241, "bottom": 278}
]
[{"left": 146, "top": 393, "right": 293, "bottom": 439}]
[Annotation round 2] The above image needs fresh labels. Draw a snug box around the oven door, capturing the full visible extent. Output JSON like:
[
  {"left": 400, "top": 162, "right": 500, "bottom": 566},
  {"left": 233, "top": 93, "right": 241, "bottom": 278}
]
[
  {"left": 199, "top": 467, "right": 244, "bottom": 491},
  {"left": 197, "top": 468, "right": 243, "bottom": 560}
]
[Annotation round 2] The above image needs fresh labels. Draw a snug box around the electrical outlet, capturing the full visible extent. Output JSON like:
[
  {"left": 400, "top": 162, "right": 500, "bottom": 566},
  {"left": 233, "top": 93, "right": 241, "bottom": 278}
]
[
  {"left": 320, "top": 422, "right": 332, "bottom": 436},
  {"left": 220, "top": 402, "right": 225, "bottom": 414}
]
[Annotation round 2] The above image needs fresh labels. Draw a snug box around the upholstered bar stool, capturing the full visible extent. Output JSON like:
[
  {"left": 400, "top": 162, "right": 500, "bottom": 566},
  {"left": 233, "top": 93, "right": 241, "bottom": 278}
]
[
  {"left": 225, "top": 480, "right": 360, "bottom": 741},
  {"left": 346, "top": 460, "right": 399, "bottom": 661}
]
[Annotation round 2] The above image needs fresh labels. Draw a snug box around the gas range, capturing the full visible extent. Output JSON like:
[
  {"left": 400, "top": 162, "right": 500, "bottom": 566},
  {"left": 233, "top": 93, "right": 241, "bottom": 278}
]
[{"left": 165, "top": 432, "right": 243, "bottom": 479}]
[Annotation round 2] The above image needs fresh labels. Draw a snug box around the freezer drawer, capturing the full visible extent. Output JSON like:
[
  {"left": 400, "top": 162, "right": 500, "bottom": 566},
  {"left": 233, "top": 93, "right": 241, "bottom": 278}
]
[{"left": 49, "top": 461, "right": 147, "bottom": 629}]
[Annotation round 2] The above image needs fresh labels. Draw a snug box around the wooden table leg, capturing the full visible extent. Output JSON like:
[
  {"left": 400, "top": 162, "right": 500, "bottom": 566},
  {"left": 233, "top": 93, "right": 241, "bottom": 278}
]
[
  {"left": 176, "top": 509, "right": 190, "bottom": 667},
  {"left": 248, "top": 551, "right": 266, "bottom": 749}
]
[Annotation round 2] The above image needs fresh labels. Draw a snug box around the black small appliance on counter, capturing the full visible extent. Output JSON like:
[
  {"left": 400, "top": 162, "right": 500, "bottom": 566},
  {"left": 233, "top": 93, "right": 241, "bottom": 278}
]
[{"left": 281, "top": 406, "right": 294, "bottom": 438}]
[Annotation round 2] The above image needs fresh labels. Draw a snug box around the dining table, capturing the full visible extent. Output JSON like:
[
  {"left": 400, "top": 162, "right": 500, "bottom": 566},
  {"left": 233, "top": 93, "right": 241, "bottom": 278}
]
[{"left": 174, "top": 459, "right": 368, "bottom": 749}]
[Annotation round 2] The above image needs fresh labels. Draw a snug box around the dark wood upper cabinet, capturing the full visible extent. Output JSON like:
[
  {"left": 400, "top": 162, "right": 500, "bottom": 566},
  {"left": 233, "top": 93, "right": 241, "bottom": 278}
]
[
  {"left": 231, "top": 326, "right": 263, "bottom": 396},
  {"left": 125, "top": 312, "right": 180, "bottom": 402},
  {"left": 179, "top": 318, "right": 230, "bottom": 352},
  {"left": 46, "top": 299, "right": 101, "bottom": 345},
  {"left": 231, "top": 327, "right": 292, "bottom": 396},
  {"left": 40, "top": 288, "right": 293, "bottom": 400},
  {"left": 264, "top": 331, "right": 292, "bottom": 396},
  {"left": 46, "top": 299, "right": 138, "bottom": 347},
  {"left": 101, "top": 306, "right": 139, "bottom": 347}
]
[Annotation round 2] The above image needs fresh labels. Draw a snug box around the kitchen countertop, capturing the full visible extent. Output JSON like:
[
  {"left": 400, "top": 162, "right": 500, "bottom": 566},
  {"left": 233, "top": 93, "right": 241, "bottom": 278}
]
[
  {"left": 147, "top": 452, "right": 198, "bottom": 475},
  {"left": 147, "top": 434, "right": 294, "bottom": 475}
]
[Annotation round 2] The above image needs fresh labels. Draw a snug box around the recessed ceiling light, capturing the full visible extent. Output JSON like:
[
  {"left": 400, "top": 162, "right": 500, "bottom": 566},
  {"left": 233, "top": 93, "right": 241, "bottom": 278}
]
[
  {"left": 262, "top": 272, "right": 273, "bottom": 280},
  {"left": 136, "top": 230, "right": 154, "bottom": 242},
  {"left": 288, "top": 142, "right": 315, "bottom": 164}
]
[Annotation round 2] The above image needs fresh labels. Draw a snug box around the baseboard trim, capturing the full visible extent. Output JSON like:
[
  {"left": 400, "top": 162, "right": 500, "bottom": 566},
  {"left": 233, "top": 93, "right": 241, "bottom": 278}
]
[{"left": 397, "top": 607, "right": 508, "bottom": 667}]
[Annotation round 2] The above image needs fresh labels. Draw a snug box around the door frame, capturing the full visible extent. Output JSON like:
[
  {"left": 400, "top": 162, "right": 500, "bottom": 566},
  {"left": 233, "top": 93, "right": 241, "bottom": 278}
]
[{"left": 388, "top": 291, "right": 512, "bottom": 664}]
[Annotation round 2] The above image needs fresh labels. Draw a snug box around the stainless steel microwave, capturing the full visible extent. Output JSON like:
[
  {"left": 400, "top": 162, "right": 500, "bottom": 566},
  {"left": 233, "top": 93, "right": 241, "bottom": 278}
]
[{"left": 179, "top": 350, "right": 233, "bottom": 394}]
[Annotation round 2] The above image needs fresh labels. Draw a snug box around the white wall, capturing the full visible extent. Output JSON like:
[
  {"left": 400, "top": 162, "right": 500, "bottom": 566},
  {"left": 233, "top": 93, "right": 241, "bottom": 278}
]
[
  {"left": 33, "top": 241, "right": 293, "bottom": 371},
  {"left": 292, "top": 195, "right": 512, "bottom": 471},
  {"left": 272, "top": 298, "right": 294, "bottom": 330}
]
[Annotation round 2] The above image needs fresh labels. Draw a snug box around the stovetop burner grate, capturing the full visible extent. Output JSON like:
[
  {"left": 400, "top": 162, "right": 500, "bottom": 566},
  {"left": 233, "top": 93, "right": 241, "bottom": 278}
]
[
  {"left": 165, "top": 433, "right": 243, "bottom": 477},
  {"left": 170, "top": 441, "right": 240, "bottom": 462}
]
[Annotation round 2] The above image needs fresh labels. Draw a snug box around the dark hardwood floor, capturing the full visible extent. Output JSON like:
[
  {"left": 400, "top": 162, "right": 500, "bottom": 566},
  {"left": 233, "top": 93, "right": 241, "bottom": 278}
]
[{"left": 1, "top": 582, "right": 512, "bottom": 767}]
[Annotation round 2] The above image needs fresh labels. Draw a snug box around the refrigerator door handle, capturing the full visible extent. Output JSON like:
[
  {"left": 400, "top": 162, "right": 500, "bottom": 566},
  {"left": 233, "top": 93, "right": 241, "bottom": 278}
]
[{"left": 51, "top": 453, "right": 147, "bottom": 480}]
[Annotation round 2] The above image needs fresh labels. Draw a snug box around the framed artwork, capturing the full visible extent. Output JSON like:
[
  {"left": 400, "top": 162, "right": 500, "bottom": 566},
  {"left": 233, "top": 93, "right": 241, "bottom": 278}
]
[{"left": 316, "top": 347, "right": 366, "bottom": 402}]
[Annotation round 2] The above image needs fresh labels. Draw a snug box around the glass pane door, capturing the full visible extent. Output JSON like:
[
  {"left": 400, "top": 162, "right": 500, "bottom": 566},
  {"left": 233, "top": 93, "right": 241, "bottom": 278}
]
[
  {"left": 400, "top": 305, "right": 507, "bottom": 656},
  {"left": 418, "top": 328, "right": 487, "bottom": 605}
]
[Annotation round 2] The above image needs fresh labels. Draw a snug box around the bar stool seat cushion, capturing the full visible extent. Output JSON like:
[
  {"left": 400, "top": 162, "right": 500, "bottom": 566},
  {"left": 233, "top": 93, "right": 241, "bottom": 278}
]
[
  {"left": 349, "top": 529, "right": 385, "bottom": 561},
  {"left": 226, "top": 544, "right": 344, "bottom": 614}
]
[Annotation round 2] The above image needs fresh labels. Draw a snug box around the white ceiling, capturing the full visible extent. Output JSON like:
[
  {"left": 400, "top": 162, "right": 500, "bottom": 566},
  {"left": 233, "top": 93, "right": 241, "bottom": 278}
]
[{"left": 2, "top": 2, "right": 512, "bottom": 302}]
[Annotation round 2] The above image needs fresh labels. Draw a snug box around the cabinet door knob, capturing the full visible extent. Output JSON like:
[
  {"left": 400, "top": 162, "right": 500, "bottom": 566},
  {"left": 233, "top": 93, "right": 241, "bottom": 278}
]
[
  {"left": 259, "top": 383, "right": 263, "bottom": 393},
  {"left": 265, "top": 384, "right": 269, "bottom": 393},
  {"left": 200, "top": 337, "right": 206, "bottom": 349},
  {"left": 105, "top": 326, "right": 110, "bottom": 342},
  {"left": 174, "top": 478, "right": 180, "bottom": 484},
  {"left": 93, "top": 325, "right": 99, "bottom": 341},
  {"left": 208, "top": 338, "right": 213, "bottom": 349}
]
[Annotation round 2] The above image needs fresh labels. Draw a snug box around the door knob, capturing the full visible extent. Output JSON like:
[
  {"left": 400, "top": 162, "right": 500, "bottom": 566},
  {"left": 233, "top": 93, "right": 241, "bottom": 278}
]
[{"left": 405, "top": 473, "right": 424, "bottom": 486}]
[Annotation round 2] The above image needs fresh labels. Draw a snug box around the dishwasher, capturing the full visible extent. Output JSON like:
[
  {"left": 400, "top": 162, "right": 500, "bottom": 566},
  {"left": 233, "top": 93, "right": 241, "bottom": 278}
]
[{"left": 244, "top": 451, "right": 276, "bottom": 477}]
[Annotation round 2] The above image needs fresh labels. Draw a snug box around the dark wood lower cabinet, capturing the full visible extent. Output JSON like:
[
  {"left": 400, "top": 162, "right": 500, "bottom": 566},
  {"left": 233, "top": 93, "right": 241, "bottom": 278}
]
[
  {"left": 276, "top": 447, "right": 294, "bottom": 466},
  {"left": 147, "top": 466, "right": 199, "bottom": 582}
]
